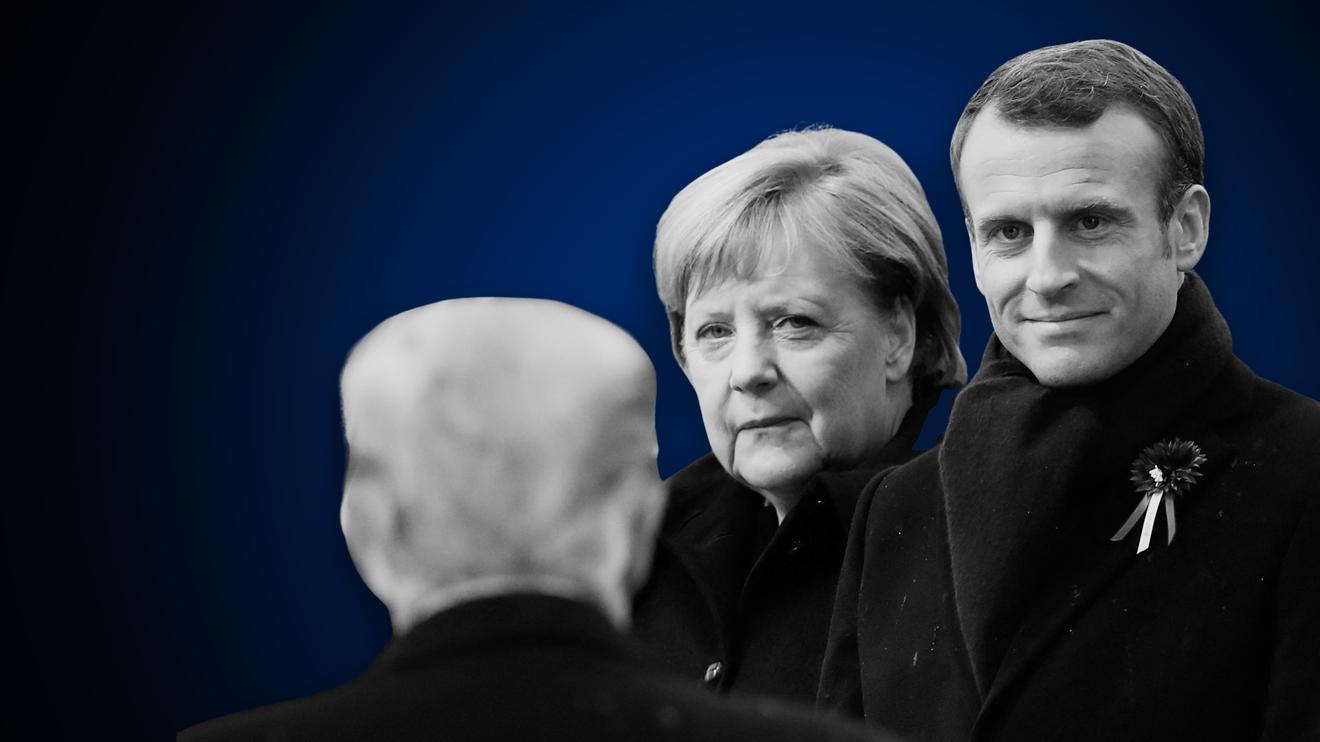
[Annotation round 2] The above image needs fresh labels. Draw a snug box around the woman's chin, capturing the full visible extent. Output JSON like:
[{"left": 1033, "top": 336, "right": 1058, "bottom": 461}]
[{"left": 732, "top": 451, "right": 823, "bottom": 500}]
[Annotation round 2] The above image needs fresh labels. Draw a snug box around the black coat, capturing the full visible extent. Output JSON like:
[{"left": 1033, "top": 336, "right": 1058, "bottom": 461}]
[
  {"left": 820, "top": 277, "right": 1320, "bottom": 741},
  {"left": 633, "top": 396, "right": 935, "bottom": 703},
  {"left": 179, "top": 593, "right": 885, "bottom": 742}
]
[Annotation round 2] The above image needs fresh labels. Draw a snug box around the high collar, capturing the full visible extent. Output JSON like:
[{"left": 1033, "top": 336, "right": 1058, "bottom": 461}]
[
  {"left": 820, "top": 383, "right": 940, "bottom": 486},
  {"left": 655, "top": 389, "right": 940, "bottom": 636},
  {"left": 369, "top": 593, "right": 631, "bottom": 675},
  {"left": 664, "top": 383, "right": 941, "bottom": 537},
  {"left": 972, "top": 272, "right": 1245, "bottom": 439},
  {"left": 940, "top": 272, "right": 1253, "bottom": 698}
]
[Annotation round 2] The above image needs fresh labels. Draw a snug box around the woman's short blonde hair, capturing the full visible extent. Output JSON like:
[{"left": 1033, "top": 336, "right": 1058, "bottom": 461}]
[{"left": 654, "top": 127, "right": 967, "bottom": 391}]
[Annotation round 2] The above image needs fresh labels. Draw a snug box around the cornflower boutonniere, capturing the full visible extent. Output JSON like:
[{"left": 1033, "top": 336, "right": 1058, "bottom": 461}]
[{"left": 1111, "top": 438, "right": 1207, "bottom": 554}]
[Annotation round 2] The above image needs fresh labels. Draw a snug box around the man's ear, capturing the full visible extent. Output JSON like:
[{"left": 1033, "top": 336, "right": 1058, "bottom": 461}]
[
  {"left": 1168, "top": 185, "right": 1211, "bottom": 271},
  {"left": 623, "top": 474, "right": 666, "bottom": 596},
  {"left": 341, "top": 456, "right": 403, "bottom": 576},
  {"left": 966, "top": 218, "right": 985, "bottom": 294},
  {"left": 882, "top": 301, "right": 916, "bottom": 384}
]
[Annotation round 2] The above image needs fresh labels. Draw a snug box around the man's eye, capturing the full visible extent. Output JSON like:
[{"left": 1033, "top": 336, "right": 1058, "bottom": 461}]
[
  {"left": 990, "top": 223, "right": 1028, "bottom": 242},
  {"left": 1078, "top": 215, "right": 1104, "bottom": 231}
]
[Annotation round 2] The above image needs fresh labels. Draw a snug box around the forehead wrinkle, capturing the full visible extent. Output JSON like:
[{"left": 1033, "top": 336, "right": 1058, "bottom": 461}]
[
  {"left": 974, "top": 161, "right": 1117, "bottom": 182},
  {"left": 688, "top": 283, "right": 835, "bottom": 318},
  {"left": 973, "top": 169, "right": 1127, "bottom": 205}
]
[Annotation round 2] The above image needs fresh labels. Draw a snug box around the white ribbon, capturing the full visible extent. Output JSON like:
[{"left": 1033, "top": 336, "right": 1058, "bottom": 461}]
[{"left": 1111, "top": 489, "right": 1178, "bottom": 554}]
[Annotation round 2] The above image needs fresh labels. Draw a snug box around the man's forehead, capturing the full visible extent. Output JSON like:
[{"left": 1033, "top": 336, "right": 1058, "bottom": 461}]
[
  {"left": 960, "top": 107, "right": 1164, "bottom": 207},
  {"left": 968, "top": 105, "right": 1161, "bottom": 157}
]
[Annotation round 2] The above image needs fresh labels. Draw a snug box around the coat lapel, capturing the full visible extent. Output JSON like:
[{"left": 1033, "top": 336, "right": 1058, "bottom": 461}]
[
  {"left": 940, "top": 369, "right": 1111, "bottom": 698},
  {"left": 973, "top": 523, "right": 1139, "bottom": 731}
]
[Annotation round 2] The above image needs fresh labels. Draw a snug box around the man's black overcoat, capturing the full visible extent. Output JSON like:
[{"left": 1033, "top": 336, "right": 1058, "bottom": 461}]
[
  {"left": 179, "top": 594, "right": 883, "bottom": 741},
  {"left": 819, "top": 276, "right": 1320, "bottom": 741}
]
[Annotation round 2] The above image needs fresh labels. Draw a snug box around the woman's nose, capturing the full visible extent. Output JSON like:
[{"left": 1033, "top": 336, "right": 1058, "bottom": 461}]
[{"left": 728, "top": 335, "right": 779, "bottom": 393}]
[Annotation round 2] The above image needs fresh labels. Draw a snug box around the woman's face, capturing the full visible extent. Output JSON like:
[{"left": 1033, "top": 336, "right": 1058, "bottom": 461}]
[{"left": 681, "top": 245, "right": 914, "bottom": 502}]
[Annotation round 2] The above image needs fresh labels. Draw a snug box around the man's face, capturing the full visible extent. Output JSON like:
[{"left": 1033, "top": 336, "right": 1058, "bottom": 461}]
[{"left": 959, "top": 107, "right": 1194, "bottom": 387}]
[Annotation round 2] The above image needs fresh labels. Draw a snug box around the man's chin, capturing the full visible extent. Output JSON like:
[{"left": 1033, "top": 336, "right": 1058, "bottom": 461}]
[{"left": 1024, "top": 355, "right": 1117, "bottom": 388}]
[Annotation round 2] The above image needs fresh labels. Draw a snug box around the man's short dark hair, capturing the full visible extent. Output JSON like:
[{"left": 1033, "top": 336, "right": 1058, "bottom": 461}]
[{"left": 950, "top": 39, "right": 1204, "bottom": 222}]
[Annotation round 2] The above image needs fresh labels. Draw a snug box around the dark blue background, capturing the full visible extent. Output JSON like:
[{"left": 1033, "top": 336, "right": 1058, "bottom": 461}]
[{"left": 7, "top": 3, "right": 1317, "bottom": 738}]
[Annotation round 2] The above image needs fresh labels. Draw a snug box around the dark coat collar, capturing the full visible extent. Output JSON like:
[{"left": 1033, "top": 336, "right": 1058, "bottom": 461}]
[
  {"left": 657, "top": 391, "right": 940, "bottom": 635},
  {"left": 939, "top": 273, "right": 1256, "bottom": 710},
  {"left": 812, "top": 384, "right": 939, "bottom": 508},
  {"left": 663, "top": 386, "right": 940, "bottom": 542},
  {"left": 369, "top": 593, "right": 630, "bottom": 675}
]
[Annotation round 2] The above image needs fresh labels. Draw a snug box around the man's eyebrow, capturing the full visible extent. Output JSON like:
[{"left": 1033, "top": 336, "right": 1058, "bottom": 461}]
[
  {"left": 971, "top": 214, "right": 1021, "bottom": 239},
  {"left": 1067, "top": 199, "right": 1136, "bottom": 219},
  {"left": 972, "top": 200, "right": 1137, "bottom": 235}
]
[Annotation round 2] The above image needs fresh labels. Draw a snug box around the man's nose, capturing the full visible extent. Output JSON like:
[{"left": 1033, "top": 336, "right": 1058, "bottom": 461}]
[
  {"left": 1024, "top": 227, "right": 1080, "bottom": 298},
  {"left": 728, "top": 333, "right": 779, "bottom": 393}
]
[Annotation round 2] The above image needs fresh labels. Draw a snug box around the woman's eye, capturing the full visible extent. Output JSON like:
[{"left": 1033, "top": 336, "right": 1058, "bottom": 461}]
[
  {"left": 774, "top": 315, "right": 818, "bottom": 332},
  {"left": 694, "top": 323, "right": 732, "bottom": 341}
]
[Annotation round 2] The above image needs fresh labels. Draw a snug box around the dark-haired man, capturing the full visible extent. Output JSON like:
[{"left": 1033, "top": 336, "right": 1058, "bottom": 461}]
[{"left": 820, "top": 40, "right": 1319, "bottom": 741}]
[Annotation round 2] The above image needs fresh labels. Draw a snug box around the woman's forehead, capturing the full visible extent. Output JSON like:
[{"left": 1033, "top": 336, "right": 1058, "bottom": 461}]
[
  {"left": 685, "top": 243, "right": 869, "bottom": 311},
  {"left": 685, "top": 222, "right": 858, "bottom": 297}
]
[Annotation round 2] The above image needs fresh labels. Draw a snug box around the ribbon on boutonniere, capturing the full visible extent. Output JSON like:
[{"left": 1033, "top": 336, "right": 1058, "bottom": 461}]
[{"left": 1111, "top": 438, "right": 1207, "bottom": 554}]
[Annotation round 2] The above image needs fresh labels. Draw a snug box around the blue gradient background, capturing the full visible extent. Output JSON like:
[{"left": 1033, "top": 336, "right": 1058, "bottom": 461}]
[{"left": 7, "top": 3, "right": 1318, "bottom": 739}]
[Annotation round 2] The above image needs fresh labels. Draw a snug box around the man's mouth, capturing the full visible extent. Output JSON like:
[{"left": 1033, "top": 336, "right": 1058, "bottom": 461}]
[{"left": 1023, "top": 310, "right": 1106, "bottom": 324}]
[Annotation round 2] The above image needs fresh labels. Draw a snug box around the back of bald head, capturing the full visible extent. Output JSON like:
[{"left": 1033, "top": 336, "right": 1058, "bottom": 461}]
[{"left": 339, "top": 298, "right": 661, "bottom": 631}]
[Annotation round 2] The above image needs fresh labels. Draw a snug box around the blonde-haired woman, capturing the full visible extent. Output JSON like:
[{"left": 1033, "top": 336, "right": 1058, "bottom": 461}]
[{"left": 633, "top": 127, "right": 964, "bottom": 701}]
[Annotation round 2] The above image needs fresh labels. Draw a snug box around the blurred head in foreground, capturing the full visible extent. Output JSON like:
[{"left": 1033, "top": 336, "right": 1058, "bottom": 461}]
[{"left": 338, "top": 297, "right": 663, "bottom": 632}]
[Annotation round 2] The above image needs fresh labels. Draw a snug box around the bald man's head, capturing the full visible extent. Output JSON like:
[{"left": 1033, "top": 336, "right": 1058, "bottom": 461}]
[{"left": 338, "top": 298, "right": 662, "bottom": 632}]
